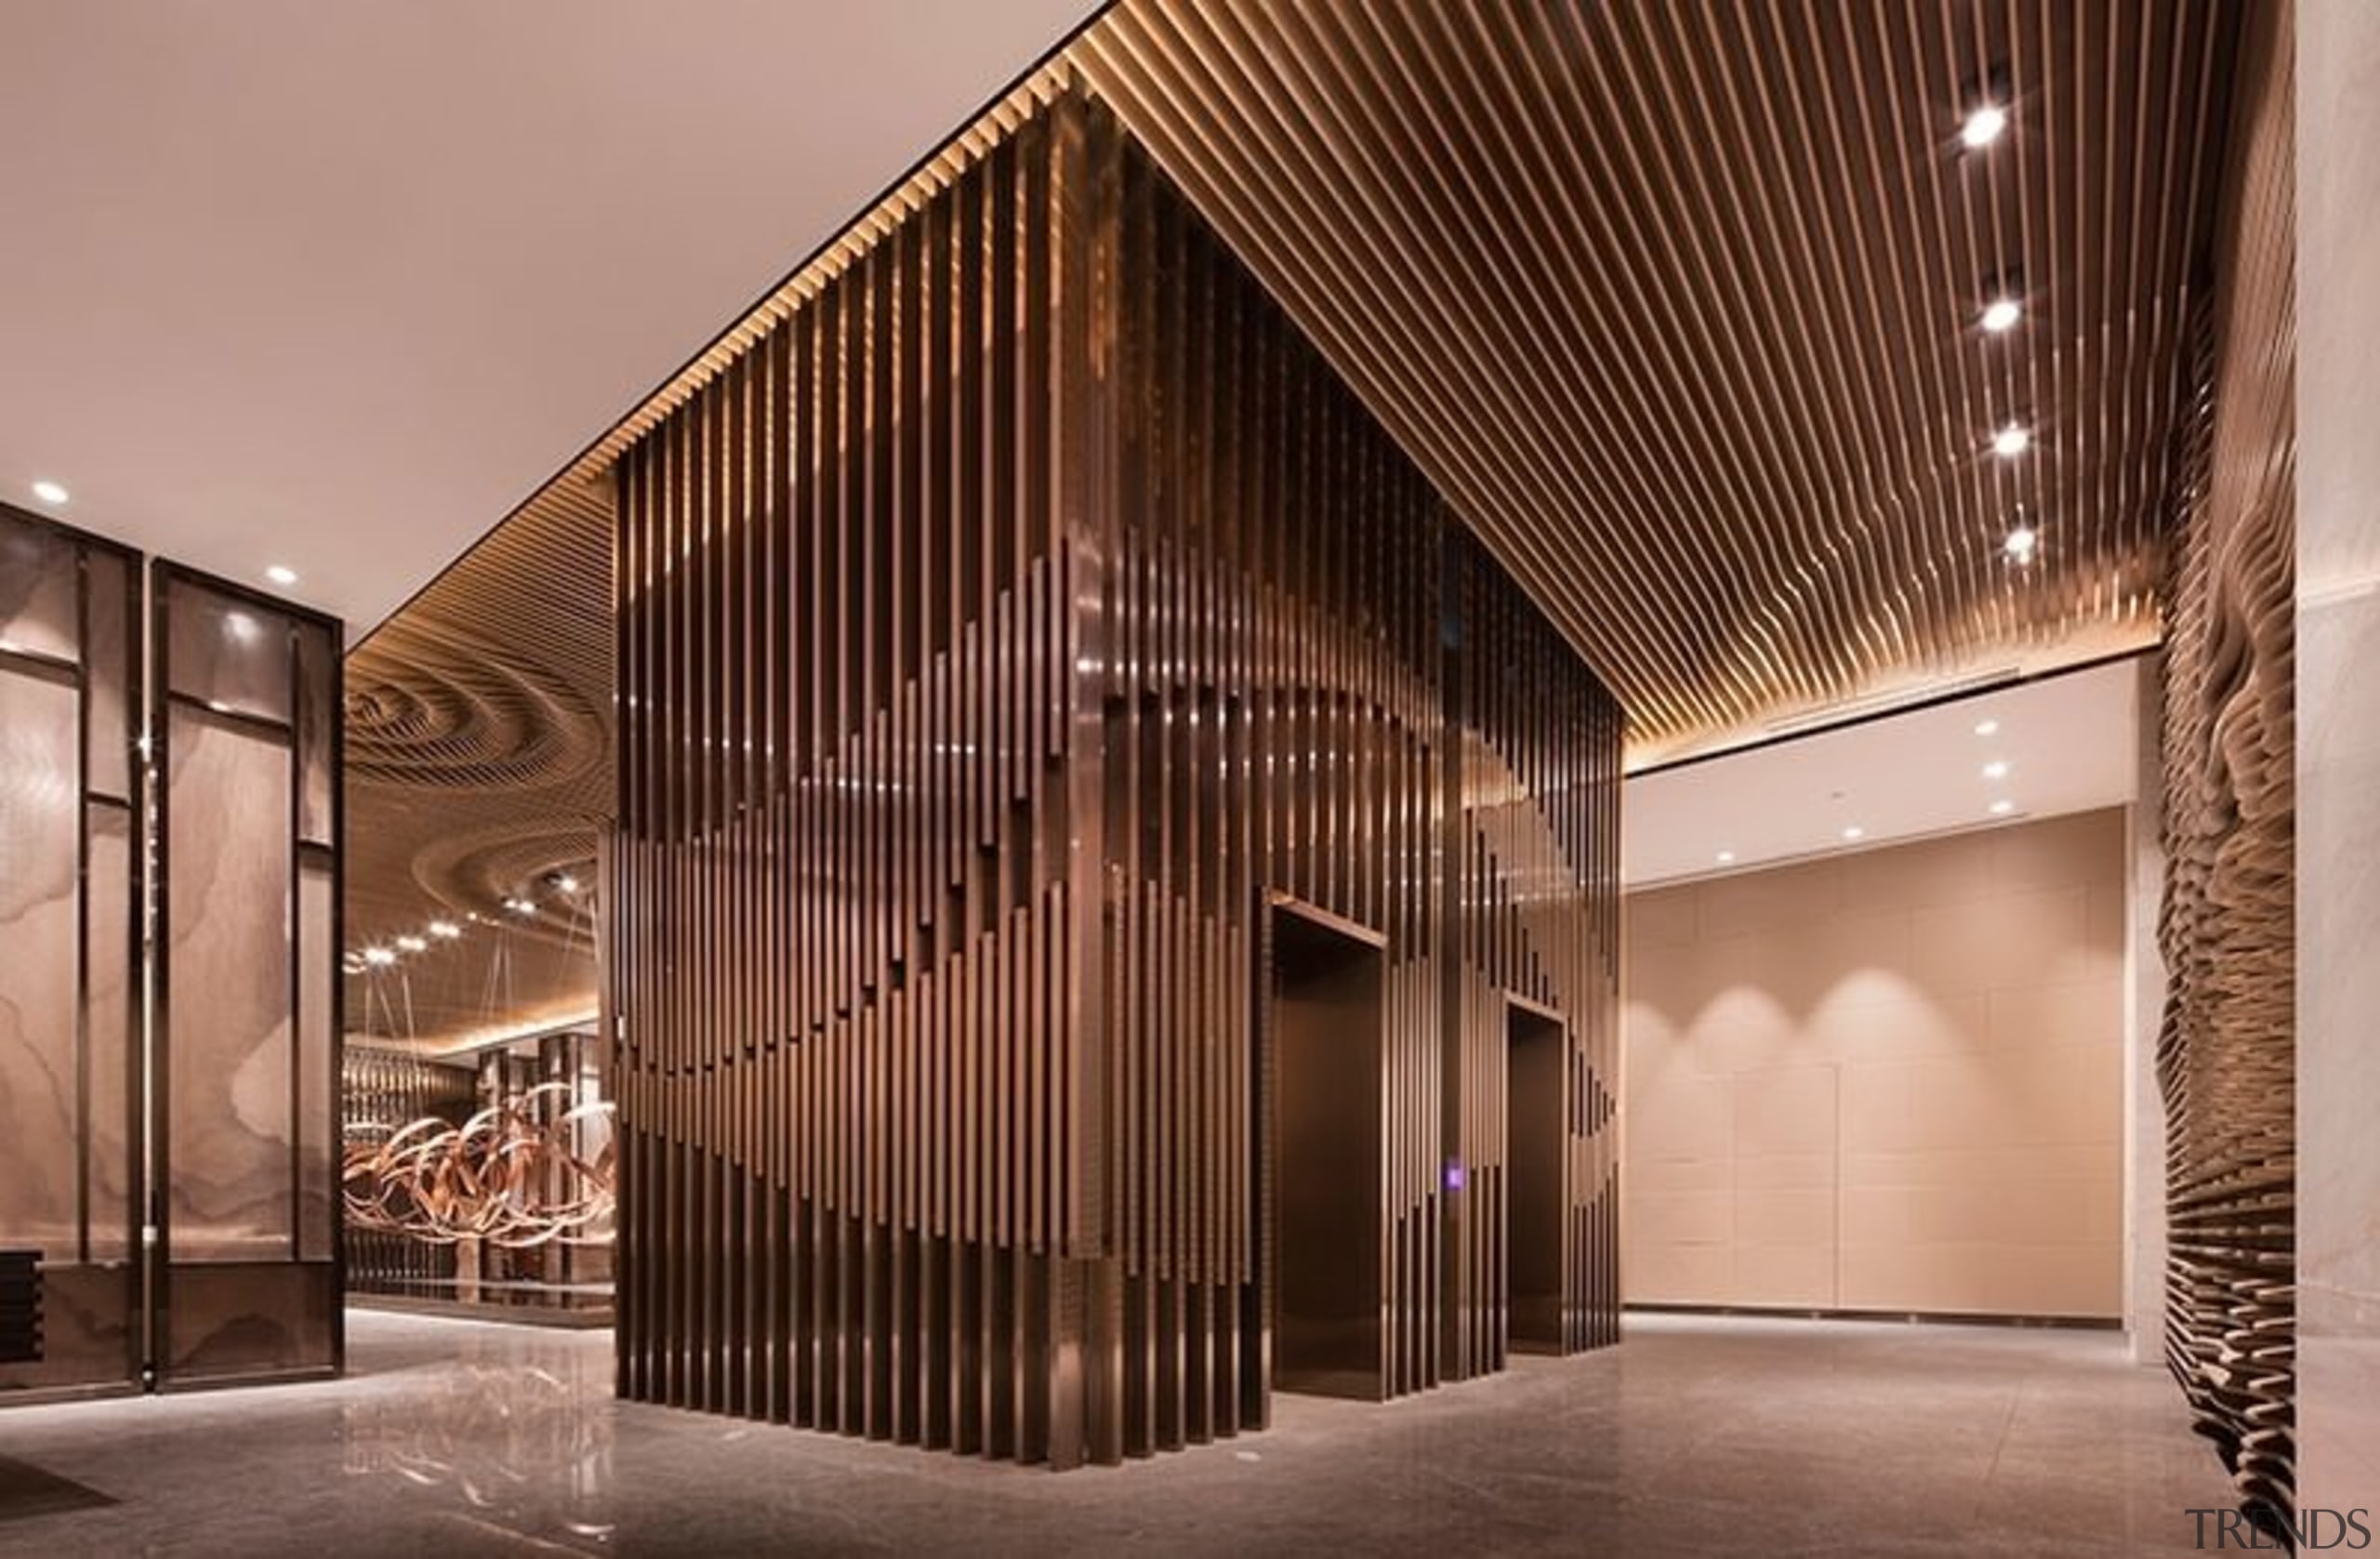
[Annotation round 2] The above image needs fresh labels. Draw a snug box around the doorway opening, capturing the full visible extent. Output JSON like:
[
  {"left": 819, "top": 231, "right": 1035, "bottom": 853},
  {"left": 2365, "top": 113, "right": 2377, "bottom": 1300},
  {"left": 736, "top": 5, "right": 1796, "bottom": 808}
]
[
  {"left": 1506, "top": 999, "right": 1566, "bottom": 1354},
  {"left": 1264, "top": 899, "right": 1386, "bottom": 1400}
]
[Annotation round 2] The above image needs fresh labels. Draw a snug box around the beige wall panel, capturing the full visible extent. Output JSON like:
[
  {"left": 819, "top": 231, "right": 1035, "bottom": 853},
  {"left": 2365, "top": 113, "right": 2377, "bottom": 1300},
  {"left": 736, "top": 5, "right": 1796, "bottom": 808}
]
[
  {"left": 1626, "top": 889, "right": 1698, "bottom": 950},
  {"left": 1699, "top": 867, "right": 1838, "bottom": 941},
  {"left": 1731, "top": 1068, "right": 1834, "bottom": 1158},
  {"left": 1730, "top": 1242, "right": 1833, "bottom": 1309},
  {"left": 1836, "top": 834, "right": 1992, "bottom": 913},
  {"left": 1627, "top": 1242, "right": 1730, "bottom": 1306},
  {"left": 1624, "top": 811, "right": 2126, "bottom": 1319}
]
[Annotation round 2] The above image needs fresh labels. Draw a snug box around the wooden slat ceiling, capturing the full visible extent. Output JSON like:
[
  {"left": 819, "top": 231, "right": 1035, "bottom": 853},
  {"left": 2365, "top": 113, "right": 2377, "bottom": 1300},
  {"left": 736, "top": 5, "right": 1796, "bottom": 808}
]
[
  {"left": 1073, "top": 0, "right": 2236, "bottom": 760},
  {"left": 342, "top": 472, "right": 612, "bottom": 1047},
  {"left": 341, "top": 0, "right": 2241, "bottom": 1037}
]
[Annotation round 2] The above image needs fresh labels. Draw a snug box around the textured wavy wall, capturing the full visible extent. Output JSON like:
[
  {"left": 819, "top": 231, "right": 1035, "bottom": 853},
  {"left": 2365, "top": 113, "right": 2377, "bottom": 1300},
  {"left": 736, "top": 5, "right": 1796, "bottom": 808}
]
[
  {"left": 610, "top": 86, "right": 1620, "bottom": 1467},
  {"left": 2155, "top": 0, "right": 2297, "bottom": 1526}
]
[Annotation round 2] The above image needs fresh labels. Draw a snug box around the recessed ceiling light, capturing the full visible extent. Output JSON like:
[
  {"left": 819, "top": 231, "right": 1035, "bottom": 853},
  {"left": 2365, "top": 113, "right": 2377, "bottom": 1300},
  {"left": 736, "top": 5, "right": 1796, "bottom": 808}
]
[
  {"left": 1983, "top": 760, "right": 2011, "bottom": 780},
  {"left": 265, "top": 564, "right": 298, "bottom": 588},
  {"left": 2003, "top": 525, "right": 2040, "bottom": 562},
  {"left": 1992, "top": 423, "right": 2031, "bottom": 457},
  {"left": 31, "top": 480, "right": 69, "bottom": 506},
  {"left": 1716, "top": 850, "right": 1736, "bottom": 865},
  {"left": 1990, "top": 799, "right": 2016, "bottom": 816},
  {"left": 1975, "top": 719, "right": 2000, "bottom": 737},
  {"left": 1962, "top": 103, "right": 2008, "bottom": 149},
  {"left": 1980, "top": 297, "right": 2022, "bottom": 332},
  {"left": 1842, "top": 826, "right": 1865, "bottom": 841}
]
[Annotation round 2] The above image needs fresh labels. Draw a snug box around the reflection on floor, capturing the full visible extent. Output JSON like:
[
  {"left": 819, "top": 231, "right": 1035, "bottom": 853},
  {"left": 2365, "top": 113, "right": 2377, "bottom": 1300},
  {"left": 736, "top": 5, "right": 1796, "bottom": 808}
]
[{"left": 0, "top": 1310, "right": 2234, "bottom": 1556}]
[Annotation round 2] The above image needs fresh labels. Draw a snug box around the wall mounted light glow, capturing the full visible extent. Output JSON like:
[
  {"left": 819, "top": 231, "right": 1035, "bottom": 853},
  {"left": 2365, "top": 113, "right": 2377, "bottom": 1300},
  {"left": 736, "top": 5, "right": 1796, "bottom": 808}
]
[
  {"left": 1982, "top": 760, "right": 2011, "bottom": 780},
  {"left": 1980, "top": 297, "right": 2021, "bottom": 332},
  {"left": 1991, "top": 423, "right": 2031, "bottom": 457},
  {"left": 1842, "top": 825, "right": 1865, "bottom": 841},
  {"left": 1961, "top": 103, "right": 2008, "bottom": 148},
  {"left": 31, "top": 480, "right": 70, "bottom": 506},
  {"left": 2003, "top": 525, "right": 2041, "bottom": 562},
  {"left": 265, "top": 565, "right": 298, "bottom": 588},
  {"left": 1990, "top": 799, "right": 2016, "bottom": 816},
  {"left": 1975, "top": 719, "right": 2001, "bottom": 737}
]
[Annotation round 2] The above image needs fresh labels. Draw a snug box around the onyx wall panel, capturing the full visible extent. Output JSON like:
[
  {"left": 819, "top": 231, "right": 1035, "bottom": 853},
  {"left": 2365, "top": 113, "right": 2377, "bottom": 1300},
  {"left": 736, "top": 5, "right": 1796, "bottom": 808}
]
[
  {"left": 611, "top": 86, "right": 1621, "bottom": 1468},
  {"left": 0, "top": 523, "right": 339, "bottom": 1404},
  {"left": 153, "top": 564, "right": 344, "bottom": 1388},
  {"left": 0, "top": 506, "right": 141, "bottom": 1399},
  {"left": 2155, "top": 0, "right": 2298, "bottom": 1526}
]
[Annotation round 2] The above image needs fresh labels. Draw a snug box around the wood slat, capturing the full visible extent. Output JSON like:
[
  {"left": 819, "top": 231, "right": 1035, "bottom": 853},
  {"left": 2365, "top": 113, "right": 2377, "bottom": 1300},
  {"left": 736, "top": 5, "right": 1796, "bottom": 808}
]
[{"left": 2153, "top": 0, "right": 2297, "bottom": 1528}]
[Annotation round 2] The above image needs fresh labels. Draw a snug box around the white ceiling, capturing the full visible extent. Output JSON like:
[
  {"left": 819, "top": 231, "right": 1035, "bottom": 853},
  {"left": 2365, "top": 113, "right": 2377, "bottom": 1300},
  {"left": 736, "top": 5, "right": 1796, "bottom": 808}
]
[
  {"left": 1623, "top": 659, "right": 2144, "bottom": 888},
  {"left": 0, "top": 0, "right": 1096, "bottom": 638}
]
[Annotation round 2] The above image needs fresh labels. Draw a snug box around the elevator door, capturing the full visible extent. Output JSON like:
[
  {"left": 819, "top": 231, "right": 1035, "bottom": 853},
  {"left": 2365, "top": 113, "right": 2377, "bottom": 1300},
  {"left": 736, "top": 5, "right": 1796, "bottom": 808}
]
[
  {"left": 1507, "top": 1001, "right": 1566, "bottom": 1354},
  {"left": 1267, "top": 903, "right": 1386, "bottom": 1400}
]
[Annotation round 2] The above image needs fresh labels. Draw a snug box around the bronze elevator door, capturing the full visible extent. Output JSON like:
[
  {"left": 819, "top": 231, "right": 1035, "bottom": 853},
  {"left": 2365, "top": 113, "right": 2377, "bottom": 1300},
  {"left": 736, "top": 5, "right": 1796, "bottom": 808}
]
[
  {"left": 1507, "top": 1001, "right": 1567, "bottom": 1354},
  {"left": 1266, "top": 903, "right": 1386, "bottom": 1401}
]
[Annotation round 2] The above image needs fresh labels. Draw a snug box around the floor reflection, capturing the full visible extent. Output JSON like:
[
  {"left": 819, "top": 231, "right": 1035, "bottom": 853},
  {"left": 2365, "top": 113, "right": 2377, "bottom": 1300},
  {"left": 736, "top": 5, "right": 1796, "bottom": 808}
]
[
  {"left": 0, "top": 1309, "right": 2244, "bottom": 1558},
  {"left": 342, "top": 1354, "right": 614, "bottom": 1549}
]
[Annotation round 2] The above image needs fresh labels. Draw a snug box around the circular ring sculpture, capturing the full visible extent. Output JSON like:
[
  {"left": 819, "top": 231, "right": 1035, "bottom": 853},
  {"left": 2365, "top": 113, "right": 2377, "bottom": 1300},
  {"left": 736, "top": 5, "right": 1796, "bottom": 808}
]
[{"left": 344, "top": 1082, "right": 615, "bottom": 1249}]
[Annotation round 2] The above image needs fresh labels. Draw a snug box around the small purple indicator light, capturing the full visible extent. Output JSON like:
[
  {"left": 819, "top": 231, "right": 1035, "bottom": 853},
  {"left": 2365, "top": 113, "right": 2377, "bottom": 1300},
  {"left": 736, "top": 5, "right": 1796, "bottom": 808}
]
[{"left": 1443, "top": 1160, "right": 1466, "bottom": 1192}]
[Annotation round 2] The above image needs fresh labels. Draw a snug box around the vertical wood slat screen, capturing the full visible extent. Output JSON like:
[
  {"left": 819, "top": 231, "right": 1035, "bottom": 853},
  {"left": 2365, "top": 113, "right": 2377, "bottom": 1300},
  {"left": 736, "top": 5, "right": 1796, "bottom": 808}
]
[
  {"left": 2154, "top": 0, "right": 2297, "bottom": 1527},
  {"left": 611, "top": 86, "right": 1621, "bottom": 1468}
]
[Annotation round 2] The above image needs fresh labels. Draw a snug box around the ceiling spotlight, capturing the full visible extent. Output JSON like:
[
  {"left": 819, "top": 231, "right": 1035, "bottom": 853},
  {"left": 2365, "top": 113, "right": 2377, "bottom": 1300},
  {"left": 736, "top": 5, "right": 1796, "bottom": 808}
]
[
  {"left": 1961, "top": 102, "right": 2008, "bottom": 149},
  {"left": 1974, "top": 719, "right": 2000, "bottom": 737},
  {"left": 1983, "top": 760, "right": 2011, "bottom": 780},
  {"left": 429, "top": 919, "right": 462, "bottom": 939},
  {"left": 397, "top": 934, "right": 429, "bottom": 954},
  {"left": 1991, "top": 423, "right": 2031, "bottom": 457},
  {"left": 1980, "top": 297, "right": 2022, "bottom": 333},
  {"left": 2003, "top": 525, "right": 2041, "bottom": 562},
  {"left": 1842, "top": 826, "right": 1866, "bottom": 842},
  {"left": 506, "top": 897, "right": 536, "bottom": 916},
  {"left": 1990, "top": 799, "right": 2016, "bottom": 816},
  {"left": 265, "top": 564, "right": 298, "bottom": 588},
  {"left": 1716, "top": 851, "right": 1737, "bottom": 865},
  {"left": 555, "top": 874, "right": 582, "bottom": 894},
  {"left": 31, "top": 480, "right": 69, "bottom": 506},
  {"left": 363, "top": 946, "right": 398, "bottom": 968}
]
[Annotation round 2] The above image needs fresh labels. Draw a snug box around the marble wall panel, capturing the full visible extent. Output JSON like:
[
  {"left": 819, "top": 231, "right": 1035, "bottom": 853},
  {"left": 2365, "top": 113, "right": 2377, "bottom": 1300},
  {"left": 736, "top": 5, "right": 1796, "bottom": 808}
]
[
  {"left": 2295, "top": 0, "right": 2380, "bottom": 1518},
  {"left": 0, "top": 506, "right": 141, "bottom": 1400},
  {"left": 0, "top": 669, "right": 83, "bottom": 1256},
  {"left": 164, "top": 709, "right": 295, "bottom": 1260}
]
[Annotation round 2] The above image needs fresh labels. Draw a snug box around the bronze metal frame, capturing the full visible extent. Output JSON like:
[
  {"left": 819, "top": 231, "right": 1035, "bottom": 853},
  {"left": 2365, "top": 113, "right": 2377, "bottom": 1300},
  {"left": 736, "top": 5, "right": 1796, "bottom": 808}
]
[
  {"left": 150, "top": 560, "right": 346, "bottom": 1391},
  {"left": 0, "top": 501, "right": 144, "bottom": 1404}
]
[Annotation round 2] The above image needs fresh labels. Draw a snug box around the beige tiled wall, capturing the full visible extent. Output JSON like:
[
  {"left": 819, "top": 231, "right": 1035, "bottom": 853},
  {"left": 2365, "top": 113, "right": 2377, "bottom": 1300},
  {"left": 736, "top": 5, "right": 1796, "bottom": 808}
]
[{"left": 1623, "top": 809, "right": 2127, "bottom": 1317}]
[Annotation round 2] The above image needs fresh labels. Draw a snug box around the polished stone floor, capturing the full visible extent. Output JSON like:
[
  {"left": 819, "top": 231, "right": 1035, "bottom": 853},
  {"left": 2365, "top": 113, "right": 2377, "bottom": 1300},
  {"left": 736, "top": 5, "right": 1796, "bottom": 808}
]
[{"left": 0, "top": 1310, "right": 2234, "bottom": 1556}]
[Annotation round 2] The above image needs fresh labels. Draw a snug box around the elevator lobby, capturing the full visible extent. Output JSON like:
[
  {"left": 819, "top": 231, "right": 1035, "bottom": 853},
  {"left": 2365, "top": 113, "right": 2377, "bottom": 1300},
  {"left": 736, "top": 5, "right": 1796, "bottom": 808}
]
[{"left": 3, "top": 1, "right": 2374, "bottom": 1553}]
